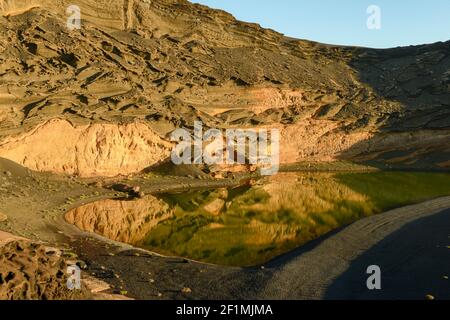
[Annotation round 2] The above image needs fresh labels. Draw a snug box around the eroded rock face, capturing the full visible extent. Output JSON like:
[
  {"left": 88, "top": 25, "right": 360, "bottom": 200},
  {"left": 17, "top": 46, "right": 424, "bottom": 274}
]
[
  {"left": 0, "top": 119, "right": 173, "bottom": 177},
  {"left": 0, "top": 0, "right": 448, "bottom": 175},
  {"left": 0, "top": 239, "right": 90, "bottom": 300},
  {"left": 65, "top": 195, "right": 174, "bottom": 244}
]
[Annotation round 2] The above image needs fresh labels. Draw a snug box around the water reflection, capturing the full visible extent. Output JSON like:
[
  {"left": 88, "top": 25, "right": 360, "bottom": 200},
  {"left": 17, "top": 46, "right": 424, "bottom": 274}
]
[
  {"left": 65, "top": 196, "right": 174, "bottom": 245},
  {"left": 66, "top": 172, "right": 450, "bottom": 266}
]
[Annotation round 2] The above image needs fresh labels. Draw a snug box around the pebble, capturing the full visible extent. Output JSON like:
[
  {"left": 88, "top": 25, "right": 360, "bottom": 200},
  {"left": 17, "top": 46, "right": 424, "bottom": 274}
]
[{"left": 181, "top": 287, "right": 192, "bottom": 294}]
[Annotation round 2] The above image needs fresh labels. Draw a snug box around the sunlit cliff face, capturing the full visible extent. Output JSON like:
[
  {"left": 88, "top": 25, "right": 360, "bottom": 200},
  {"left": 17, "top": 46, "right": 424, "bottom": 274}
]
[
  {"left": 0, "top": 0, "right": 448, "bottom": 177},
  {"left": 65, "top": 195, "right": 175, "bottom": 244}
]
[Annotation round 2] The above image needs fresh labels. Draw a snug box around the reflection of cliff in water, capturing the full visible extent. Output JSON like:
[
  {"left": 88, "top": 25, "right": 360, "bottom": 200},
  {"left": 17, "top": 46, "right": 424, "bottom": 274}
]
[
  {"left": 65, "top": 196, "right": 174, "bottom": 245},
  {"left": 66, "top": 172, "right": 450, "bottom": 266}
]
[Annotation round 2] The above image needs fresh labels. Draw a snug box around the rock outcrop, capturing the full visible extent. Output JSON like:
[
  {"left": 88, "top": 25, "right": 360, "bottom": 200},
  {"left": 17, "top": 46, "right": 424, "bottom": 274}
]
[{"left": 0, "top": 0, "right": 448, "bottom": 175}]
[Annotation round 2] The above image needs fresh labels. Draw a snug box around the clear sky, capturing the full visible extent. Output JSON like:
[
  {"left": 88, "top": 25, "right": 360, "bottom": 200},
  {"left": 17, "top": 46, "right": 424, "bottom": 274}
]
[{"left": 192, "top": 0, "right": 450, "bottom": 48}]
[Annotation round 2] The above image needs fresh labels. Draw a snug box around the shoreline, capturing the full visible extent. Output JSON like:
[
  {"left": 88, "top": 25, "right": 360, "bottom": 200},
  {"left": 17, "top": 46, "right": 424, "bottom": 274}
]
[
  {"left": 65, "top": 196, "right": 450, "bottom": 300},
  {"left": 1, "top": 160, "right": 450, "bottom": 299}
]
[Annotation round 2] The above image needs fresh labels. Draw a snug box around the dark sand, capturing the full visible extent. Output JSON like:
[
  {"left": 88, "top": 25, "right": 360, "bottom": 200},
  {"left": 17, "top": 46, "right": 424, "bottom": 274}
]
[{"left": 68, "top": 197, "right": 450, "bottom": 300}]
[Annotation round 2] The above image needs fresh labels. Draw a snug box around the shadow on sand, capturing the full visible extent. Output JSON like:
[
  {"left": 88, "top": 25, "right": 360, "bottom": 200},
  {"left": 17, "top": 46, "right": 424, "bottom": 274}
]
[{"left": 324, "top": 208, "right": 450, "bottom": 300}]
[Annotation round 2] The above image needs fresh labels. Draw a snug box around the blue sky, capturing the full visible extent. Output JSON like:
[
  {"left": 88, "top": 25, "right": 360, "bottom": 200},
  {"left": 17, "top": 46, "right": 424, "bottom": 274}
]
[{"left": 192, "top": 0, "right": 450, "bottom": 48}]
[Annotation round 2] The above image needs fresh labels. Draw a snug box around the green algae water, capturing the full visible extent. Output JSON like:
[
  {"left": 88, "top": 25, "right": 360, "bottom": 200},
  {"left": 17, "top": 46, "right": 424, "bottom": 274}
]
[{"left": 67, "top": 172, "right": 450, "bottom": 267}]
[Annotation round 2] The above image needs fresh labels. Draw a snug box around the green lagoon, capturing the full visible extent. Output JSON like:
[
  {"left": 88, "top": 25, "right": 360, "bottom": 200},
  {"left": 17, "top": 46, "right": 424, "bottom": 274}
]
[{"left": 67, "top": 172, "right": 450, "bottom": 267}]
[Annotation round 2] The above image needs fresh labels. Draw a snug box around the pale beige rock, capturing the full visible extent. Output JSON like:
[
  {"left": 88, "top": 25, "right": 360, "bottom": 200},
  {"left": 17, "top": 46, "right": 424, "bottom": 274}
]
[
  {"left": 0, "top": 119, "right": 174, "bottom": 177},
  {"left": 0, "top": 0, "right": 448, "bottom": 177},
  {"left": 82, "top": 275, "right": 111, "bottom": 293}
]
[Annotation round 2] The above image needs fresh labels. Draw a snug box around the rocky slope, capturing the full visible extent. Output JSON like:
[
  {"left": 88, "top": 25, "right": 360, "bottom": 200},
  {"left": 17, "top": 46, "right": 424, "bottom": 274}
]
[
  {"left": 0, "top": 119, "right": 172, "bottom": 176},
  {"left": 0, "top": 0, "right": 449, "bottom": 176}
]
